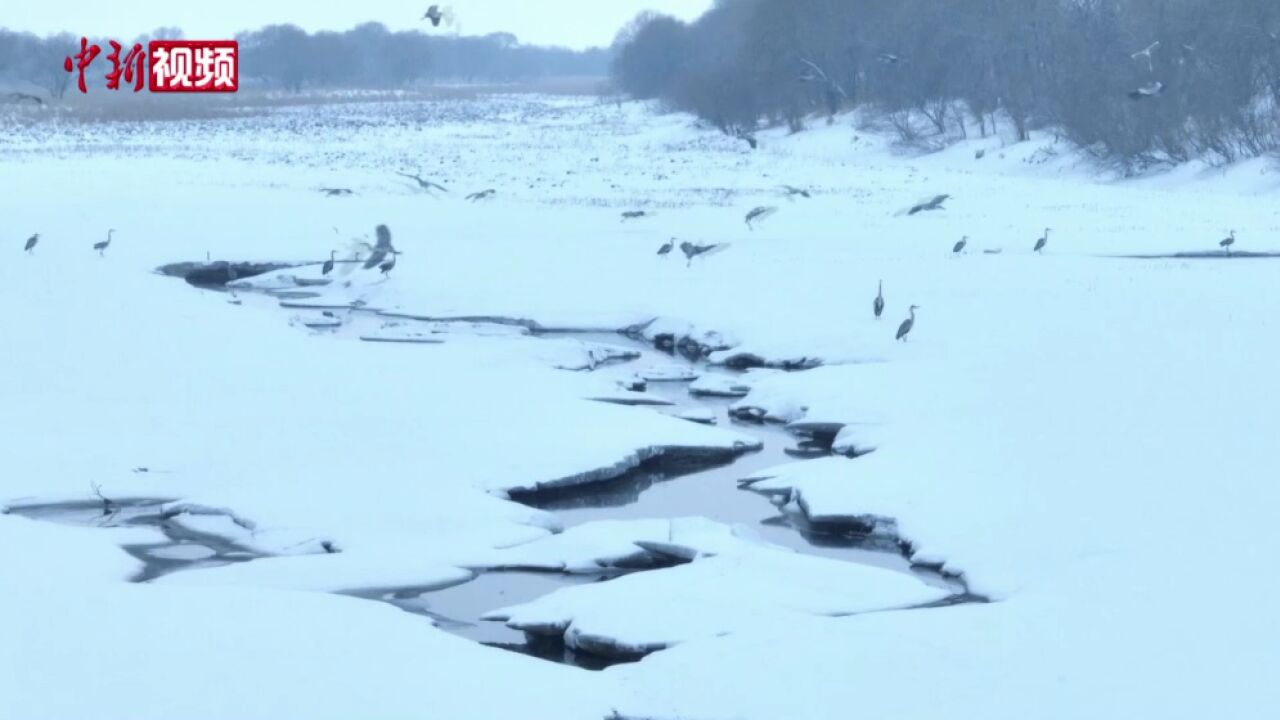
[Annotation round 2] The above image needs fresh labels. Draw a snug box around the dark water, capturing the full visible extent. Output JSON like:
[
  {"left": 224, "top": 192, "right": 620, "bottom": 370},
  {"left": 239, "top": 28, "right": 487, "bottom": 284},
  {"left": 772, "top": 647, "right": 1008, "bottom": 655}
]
[{"left": 3, "top": 498, "right": 269, "bottom": 582}]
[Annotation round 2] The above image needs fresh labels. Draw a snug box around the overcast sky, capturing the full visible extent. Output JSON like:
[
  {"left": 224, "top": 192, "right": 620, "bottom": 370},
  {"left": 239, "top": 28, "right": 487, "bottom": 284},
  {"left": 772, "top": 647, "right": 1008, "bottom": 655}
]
[{"left": 5, "top": 1, "right": 713, "bottom": 50}]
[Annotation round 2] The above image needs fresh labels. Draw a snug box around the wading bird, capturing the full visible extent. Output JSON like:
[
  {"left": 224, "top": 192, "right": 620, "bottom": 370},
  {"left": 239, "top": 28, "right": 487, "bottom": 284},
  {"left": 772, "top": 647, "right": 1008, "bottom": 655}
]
[
  {"left": 466, "top": 189, "right": 496, "bottom": 201},
  {"left": 322, "top": 250, "right": 337, "bottom": 276},
  {"left": 896, "top": 305, "right": 920, "bottom": 342},
  {"left": 1128, "top": 81, "right": 1165, "bottom": 100},
  {"left": 396, "top": 171, "right": 448, "bottom": 194},
  {"left": 745, "top": 206, "right": 778, "bottom": 230},
  {"left": 874, "top": 281, "right": 885, "bottom": 319},
  {"left": 1220, "top": 230, "right": 1236, "bottom": 254},
  {"left": 657, "top": 238, "right": 674, "bottom": 256},
  {"left": 908, "top": 194, "right": 950, "bottom": 215},
  {"left": 1131, "top": 41, "right": 1160, "bottom": 72},
  {"left": 24, "top": 233, "right": 39, "bottom": 254},
  {"left": 1034, "top": 228, "right": 1051, "bottom": 254},
  {"left": 680, "top": 241, "right": 723, "bottom": 267},
  {"left": 93, "top": 229, "right": 114, "bottom": 256},
  {"left": 953, "top": 235, "right": 968, "bottom": 254},
  {"left": 362, "top": 225, "right": 397, "bottom": 270},
  {"left": 379, "top": 251, "right": 398, "bottom": 277}
]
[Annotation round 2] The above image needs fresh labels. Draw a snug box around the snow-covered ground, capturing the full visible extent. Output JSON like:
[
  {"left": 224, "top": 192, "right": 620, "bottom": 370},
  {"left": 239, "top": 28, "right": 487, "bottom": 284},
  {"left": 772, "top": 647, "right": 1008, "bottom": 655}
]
[{"left": 2, "top": 94, "right": 1277, "bottom": 718}]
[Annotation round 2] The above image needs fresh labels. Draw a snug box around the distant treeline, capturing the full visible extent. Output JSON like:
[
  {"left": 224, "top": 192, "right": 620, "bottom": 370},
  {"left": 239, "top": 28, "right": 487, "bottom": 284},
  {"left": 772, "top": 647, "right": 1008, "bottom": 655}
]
[
  {"left": 0, "top": 23, "right": 608, "bottom": 98},
  {"left": 611, "top": 0, "right": 1280, "bottom": 171}
]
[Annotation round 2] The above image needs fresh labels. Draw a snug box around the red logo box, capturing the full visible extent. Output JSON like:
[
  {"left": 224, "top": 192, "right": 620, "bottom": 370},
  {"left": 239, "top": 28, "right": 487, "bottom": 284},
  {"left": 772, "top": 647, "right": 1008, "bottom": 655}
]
[{"left": 148, "top": 40, "right": 238, "bottom": 93}]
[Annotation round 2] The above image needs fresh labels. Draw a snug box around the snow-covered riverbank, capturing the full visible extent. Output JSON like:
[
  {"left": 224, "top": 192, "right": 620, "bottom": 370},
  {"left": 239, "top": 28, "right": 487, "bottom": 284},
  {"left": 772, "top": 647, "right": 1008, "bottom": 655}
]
[{"left": 2, "top": 95, "right": 1277, "bottom": 719}]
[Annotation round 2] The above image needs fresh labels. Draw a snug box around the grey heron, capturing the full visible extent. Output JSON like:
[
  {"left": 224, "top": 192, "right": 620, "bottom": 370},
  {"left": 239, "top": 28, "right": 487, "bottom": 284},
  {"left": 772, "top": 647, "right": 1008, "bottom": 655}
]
[
  {"left": 24, "top": 233, "right": 39, "bottom": 254},
  {"left": 874, "top": 281, "right": 885, "bottom": 319},
  {"left": 362, "top": 225, "right": 397, "bottom": 270},
  {"left": 93, "top": 229, "right": 114, "bottom": 256},
  {"left": 422, "top": 5, "right": 446, "bottom": 26},
  {"left": 953, "top": 235, "right": 968, "bottom": 254},
  {"left": 1220, "top": 230, "right": 1236, "bottom": 254},
  {"left": 397, "top": 171, "right": 448, "bottom": 194},
  {"left": 322, "top": 250, "right": 336, "bottom": 276},
  {"left": 320, "top": 188, "right": 353, "bottom": 197},
  {"left": 621, "top": 210, "right": 649, "bottom": 221},
  {"left": 908, "top": 194, "right": 950, "bottom": 215},
  {"left": 896, "top": 305, "right": 919, "bottom": 342},
  {"left": 657, "top": 238, "right": 674, "bottom": 256},
  {"left": 745, "top": 206, "right": 778, "bottom": 230},
  {"left": 1128, "top": 81, "right": 1165, "bottom": 100},
  {"left": 680, "top": 241, "right": 723, "bottom": 267},
  {"left": 466, "top": 189, "right": 496, "bottom": 201},
  {"left": 1034, "top": 228, "right": 1051, "bottom": 254},
  {"left": 780, "top": 185, "right": 811, "bottom": 199},
  {"left": 379, "top": 252, "right": 398, "bottom": 277}
]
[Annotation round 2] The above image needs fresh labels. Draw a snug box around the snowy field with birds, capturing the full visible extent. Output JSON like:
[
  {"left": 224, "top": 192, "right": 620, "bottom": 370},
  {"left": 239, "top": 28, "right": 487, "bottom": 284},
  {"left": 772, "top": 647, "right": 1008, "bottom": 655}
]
[{"left": 3, "top": 1, "right": 1280, "bottom": 719}]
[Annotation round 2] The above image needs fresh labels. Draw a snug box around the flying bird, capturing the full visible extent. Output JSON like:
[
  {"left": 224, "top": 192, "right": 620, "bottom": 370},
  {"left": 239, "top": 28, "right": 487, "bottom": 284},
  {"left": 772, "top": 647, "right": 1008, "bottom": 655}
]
[
  {"left": 878, "top": 53, "right": 902, "bottom": 65},
  {"left": 1220, "top": 230, "right": 1236, "bottom": 254},
  {"left": 908, "top": 194, "right": 950, "bottom": 215},
  {"left": 1128, "top": 81, "right": 1165, "bottom": 100},
  {"left": 320, "top": 188, "right": 354, "bottom": 197},
  {"left": 422, "top": 5, "right": 447, "bottom": 26},
  {"left": 322, "top": 250, "right": 337, "bottom": 276},
  {"left": 953, "top": 235, "right": 968, "bottom": 254},
  {"left": 24, "top": 233, "right": 39, "bottom": 254},
  {"left": 93, "top": 229, "right": 114, "bottom": 256},
  {"left": 621, "top": 210, "right": 649, "bottom": 221},
  {"left": 657, "top": 238, "right": 675, "bottom": 256},
  {"left": 379, "top": 252, "right": 398, "bottom": 277},
  {"left": 680, "top": 241, "right": 724, "bottom": 267},
  {"left": 362, "top": 225, "right": 397, "bottom": 270},
  {"left": 745, "top": 206, "right": 778, "bottom": 230},
  {"left": 1131, "top": 41, "right": 1160, "bottom": 72},
  {"left": 874, "top": 281, "right": 885, "bottom": 319},
  {"left": 1034, "top": 228, "right": 1051, "bottom": 254},
  {"left": 896, "top": 306, "right": 920, "bottom": 342},
  {"left": 780, "top": 185, "right": 811, "bottom": 199},
  {"left": 466, "top": 189, "right": 496, "bottom": 201},
  {"left": 397, "top": 171, "right": 448, "bottom": 194}
]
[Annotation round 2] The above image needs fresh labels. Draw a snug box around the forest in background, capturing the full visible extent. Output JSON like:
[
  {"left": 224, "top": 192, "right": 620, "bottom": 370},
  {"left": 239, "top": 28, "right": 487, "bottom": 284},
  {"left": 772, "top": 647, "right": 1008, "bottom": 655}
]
[{"left": 611, "top": 0, "right": 1280, "bottom": 171}]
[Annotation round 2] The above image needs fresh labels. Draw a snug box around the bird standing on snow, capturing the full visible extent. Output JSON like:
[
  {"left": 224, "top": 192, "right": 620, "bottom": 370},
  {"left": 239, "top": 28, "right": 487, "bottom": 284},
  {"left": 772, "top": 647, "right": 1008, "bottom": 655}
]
[
  {"left": 322, "top": 250, "right": 337, "bottom": 276},
  {"left": 896, "top": 305, "right": 920, "bottom": 342},
  {"left": 953, "top": 235, "right": 968, "bottom": 254},
  {"left": 1220, "top": 230, "right": 1236, "bottom": 255},
  {"left": 24, "top": 233, "right": 39, "bottom": 254},
  {"left": 745, "top": 206, "right": 778, "bottom": 230},
  {"left": 908, "top": 194, "right": 950, "bottom": 215},
  {"left": 93, "top": 229, "right": 114, "bottom": 256},
  {"left": 657, "top": 238, "right": 674, "bottom": 256},
  {"left": 874, "top": 281, "right": 885, "bottom": 319},
  {"left": 1034, "top": 228, "right": 1051, "bottom": 254}
]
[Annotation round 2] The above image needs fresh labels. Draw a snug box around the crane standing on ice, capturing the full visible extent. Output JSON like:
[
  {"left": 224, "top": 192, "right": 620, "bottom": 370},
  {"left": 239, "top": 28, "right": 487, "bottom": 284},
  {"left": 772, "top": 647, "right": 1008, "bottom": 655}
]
[
  {"left": 1034, "top": 228, "right": 1051, "bottom": 254},
  {"left": 1220, "top": 230, "right": 1236, "bottom": 255},
  {"left": 874, "top": 281, "right": 885, "bottom": 319},
  {"left": 896, "top": 305, "right": 920, "bottom": 341},
  {"left": 24, "top": 233, "right": 39, "bottom": 254},
  {"left": 93, "top": 229, "right": 114, "bottom": 256}
]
